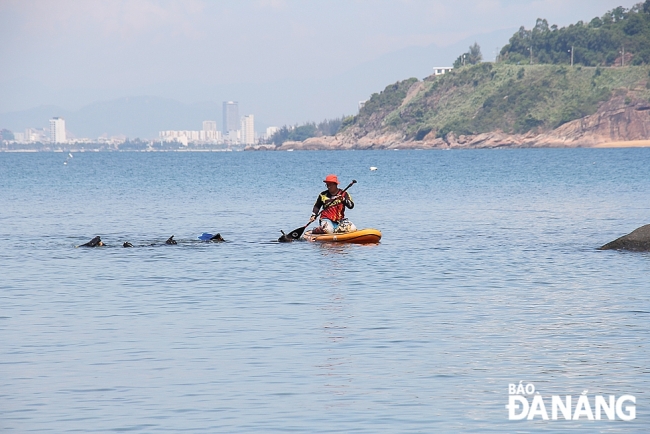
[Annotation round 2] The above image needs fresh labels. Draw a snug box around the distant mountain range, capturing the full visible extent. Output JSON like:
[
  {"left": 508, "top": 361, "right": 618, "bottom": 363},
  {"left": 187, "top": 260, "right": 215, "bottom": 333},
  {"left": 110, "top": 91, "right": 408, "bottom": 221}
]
[{"left": 0, "top": 29, "right": 514, "bottom": 139}]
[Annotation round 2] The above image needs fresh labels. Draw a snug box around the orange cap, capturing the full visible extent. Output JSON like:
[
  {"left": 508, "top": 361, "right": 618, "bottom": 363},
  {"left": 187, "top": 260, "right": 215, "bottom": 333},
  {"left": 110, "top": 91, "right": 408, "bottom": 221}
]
[{"left": 323, "top": 174, "right": 339, "bottom": 184}]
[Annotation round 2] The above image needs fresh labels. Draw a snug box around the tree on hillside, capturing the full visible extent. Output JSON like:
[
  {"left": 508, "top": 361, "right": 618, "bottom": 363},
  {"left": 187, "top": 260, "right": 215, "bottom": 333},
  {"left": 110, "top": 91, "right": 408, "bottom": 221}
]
[
  {"left": 1, "top": 129, "right": 14, "bottom": 140},
  {"left": 453, "top": 43, "right": 483, "bottom": 68},
  {"left": 268, "top": 116, "right": 347, "bottom": 145},
  {"left": 500, "top": 2, "right": 650, "bottom": 66}
]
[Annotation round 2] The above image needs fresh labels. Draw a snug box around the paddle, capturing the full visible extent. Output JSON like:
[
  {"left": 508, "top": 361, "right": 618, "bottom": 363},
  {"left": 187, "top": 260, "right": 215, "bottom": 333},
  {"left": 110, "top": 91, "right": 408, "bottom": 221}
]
[{"left": 279, "top": 179, "right": 357, "bottom": 242}]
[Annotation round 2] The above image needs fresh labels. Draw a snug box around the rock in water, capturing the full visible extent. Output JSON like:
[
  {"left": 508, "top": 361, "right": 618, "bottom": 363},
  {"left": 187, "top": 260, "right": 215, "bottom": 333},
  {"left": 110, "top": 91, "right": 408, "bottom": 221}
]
[{"left": 599, "top": 224, "right": 650, "bottom": 251}]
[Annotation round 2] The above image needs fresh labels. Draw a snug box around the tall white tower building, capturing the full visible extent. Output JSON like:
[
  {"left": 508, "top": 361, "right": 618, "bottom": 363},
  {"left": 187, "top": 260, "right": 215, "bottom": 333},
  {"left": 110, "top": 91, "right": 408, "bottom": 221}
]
[
  {"left": 241, "top": 115, "right": 255, "bottom": 145},
  {"left": 49, "top": 117, "right": 66, "bottom": 143}
]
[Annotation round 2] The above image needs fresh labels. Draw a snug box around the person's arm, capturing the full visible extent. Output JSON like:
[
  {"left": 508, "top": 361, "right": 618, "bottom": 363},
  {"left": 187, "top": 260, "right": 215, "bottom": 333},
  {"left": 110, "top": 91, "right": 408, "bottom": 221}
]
[
  {"left": 342, "top": 191, "right": 354, "bottom": 209},
  {"left": 310, "top": 196, "right": 323, "bottom": 222}
]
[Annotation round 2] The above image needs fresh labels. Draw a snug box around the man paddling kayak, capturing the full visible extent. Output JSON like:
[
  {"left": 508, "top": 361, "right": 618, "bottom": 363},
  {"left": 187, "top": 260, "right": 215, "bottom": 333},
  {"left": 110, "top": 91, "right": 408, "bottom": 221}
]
[{"left": 309, "top": 174, "right": 357, "bottom": 234}]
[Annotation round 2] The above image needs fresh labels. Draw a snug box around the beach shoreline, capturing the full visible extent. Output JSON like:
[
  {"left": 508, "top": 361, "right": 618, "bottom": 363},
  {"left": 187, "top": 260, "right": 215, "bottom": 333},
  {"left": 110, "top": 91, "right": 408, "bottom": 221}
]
[{"left": 594, "top": 140, "right": 650, "bottom": 148}]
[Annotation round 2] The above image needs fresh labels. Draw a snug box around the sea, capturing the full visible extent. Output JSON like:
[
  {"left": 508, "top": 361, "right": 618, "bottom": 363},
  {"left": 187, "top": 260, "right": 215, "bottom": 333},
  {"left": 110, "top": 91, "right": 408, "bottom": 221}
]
[{"left": 1, "top": 148, "right": 649, "bottom": 432}]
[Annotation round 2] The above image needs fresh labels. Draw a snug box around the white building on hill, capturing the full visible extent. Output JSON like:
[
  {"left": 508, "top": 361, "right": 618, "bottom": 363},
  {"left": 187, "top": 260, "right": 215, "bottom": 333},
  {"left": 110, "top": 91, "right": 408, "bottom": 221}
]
[{"left": 433, "top": 67, "right": 453, "bottom": 76}]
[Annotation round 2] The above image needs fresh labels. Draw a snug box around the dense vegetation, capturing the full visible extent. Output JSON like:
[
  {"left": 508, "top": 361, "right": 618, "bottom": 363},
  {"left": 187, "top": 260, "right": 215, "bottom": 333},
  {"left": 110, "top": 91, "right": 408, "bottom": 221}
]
[
  {"left": 500, "top": 1, "right": 650, "bottom": 66},
  {"left": 341, "top": 63, "right": 650, "bottom": 139},
  {"left": 268, "top": 117, "right": 347, "bottom": 145},
  {"left": 453, "top": 43, "right": 483, "bottom": 69},
  {"left": 350, "top": 78, "right": 419, "bottom": 133}
]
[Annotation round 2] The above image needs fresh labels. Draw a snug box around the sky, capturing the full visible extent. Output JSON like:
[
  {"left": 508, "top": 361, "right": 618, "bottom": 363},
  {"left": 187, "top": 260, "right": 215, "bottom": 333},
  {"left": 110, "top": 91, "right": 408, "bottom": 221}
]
[{"left": 0, "top": 0, "right": 641, "bottom": 135}]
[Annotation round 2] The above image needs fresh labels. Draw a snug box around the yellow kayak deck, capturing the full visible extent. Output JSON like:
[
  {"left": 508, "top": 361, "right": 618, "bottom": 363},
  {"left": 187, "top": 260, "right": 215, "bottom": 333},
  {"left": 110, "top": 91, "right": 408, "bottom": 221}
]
[{"left": 303, "top": 228, "right": 382, "bottom": 244}]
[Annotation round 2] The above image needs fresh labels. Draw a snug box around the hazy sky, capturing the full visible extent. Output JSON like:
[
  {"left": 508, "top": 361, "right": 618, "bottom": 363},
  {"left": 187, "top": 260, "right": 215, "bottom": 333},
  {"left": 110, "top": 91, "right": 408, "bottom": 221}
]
[{"left": 0, "top": 0, "right": 641, "bottom": 126}]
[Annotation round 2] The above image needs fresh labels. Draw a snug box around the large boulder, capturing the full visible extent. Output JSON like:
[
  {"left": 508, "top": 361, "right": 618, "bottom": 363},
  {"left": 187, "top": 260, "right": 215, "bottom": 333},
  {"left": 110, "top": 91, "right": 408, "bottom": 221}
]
[{"left": 599, "top": 224, "right": 650, "bottom": 251}]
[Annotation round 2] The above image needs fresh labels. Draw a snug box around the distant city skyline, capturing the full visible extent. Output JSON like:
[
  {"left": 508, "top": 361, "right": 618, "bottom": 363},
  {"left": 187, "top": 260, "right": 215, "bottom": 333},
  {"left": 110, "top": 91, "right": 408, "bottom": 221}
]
[
  {"left": 160, "top": 112, "right": 261, "bottom": 147},
  {"left": 6, "top": 107, "right": 272, "bottom": 147}
]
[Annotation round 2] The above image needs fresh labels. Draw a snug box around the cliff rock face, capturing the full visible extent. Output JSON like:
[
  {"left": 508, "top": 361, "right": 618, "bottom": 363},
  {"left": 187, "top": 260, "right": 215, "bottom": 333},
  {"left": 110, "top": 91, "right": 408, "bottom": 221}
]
[
  {"left": 542, "top": 96, "right": 650, "bottom": 146},
  {"left": 600, "top": 224, "right": 650, "bottom": 251}
]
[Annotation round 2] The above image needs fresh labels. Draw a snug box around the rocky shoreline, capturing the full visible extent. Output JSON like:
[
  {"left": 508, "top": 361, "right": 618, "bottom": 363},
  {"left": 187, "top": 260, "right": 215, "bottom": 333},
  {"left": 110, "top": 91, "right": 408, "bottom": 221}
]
[{"left": 247, "top": 95, "right": 650, "bottom": 151}]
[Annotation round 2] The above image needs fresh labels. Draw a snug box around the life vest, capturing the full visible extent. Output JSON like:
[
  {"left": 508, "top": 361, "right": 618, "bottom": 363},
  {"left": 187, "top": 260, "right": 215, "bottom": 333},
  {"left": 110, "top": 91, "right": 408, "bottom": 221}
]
[{"left": 316, "top": 189, "right": 353, "bottom": 222}]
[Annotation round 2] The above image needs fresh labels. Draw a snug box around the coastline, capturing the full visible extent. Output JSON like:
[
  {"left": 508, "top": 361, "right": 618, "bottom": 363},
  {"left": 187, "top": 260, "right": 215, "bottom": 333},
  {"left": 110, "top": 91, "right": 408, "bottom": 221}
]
[
  {"left": 5, "top": 140, "right": 650, "bottom": 152},
  {"left": 594, "top": 140, "right": 650, "bottom": 148}
]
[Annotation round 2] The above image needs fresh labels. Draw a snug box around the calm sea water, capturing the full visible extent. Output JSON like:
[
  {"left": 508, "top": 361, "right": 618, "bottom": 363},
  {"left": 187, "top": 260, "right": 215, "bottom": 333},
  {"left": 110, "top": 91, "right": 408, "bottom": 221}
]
[{"left": 1, "top": 149, "right": 649, "bottom": 432}]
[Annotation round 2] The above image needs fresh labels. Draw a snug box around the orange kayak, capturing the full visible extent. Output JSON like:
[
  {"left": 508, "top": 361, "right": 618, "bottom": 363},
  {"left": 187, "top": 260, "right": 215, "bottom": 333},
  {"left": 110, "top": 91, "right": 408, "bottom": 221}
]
[{"left": 303, "top": 228, "right": 382, "bottom": 244}]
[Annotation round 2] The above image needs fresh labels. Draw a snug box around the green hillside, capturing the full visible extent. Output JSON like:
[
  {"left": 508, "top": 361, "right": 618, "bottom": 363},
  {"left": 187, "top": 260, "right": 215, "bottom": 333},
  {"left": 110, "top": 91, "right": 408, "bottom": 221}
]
[
  {"left": 342, "top": 63, "right": 650, "bottom": 140},
  {"left": 335, "top": 2, "right": 650, "bottom": 142}
]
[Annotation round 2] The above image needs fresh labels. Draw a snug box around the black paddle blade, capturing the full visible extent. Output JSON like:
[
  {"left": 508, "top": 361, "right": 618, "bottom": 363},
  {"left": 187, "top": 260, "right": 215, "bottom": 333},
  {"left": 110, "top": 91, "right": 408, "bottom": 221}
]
[{"left": 278, "top": 226, "right": 307, "bottom": 242}]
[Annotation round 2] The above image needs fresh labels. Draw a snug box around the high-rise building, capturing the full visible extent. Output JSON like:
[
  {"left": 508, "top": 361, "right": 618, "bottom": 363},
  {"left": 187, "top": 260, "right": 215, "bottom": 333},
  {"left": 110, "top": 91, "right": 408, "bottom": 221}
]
[
  {"left": 222, "top": 101, "right": 239, "bottom": 135},
  {"left": 49, "top": 117, "right": 66, "bottom": 143},
  {"left": 241, "top": 115, "right": 255, "bottom": 145},
  {"left": 203, "top": 120, "right": 217, "bottom": 132},
  {"left": 265, "top": 126, "right": 278, "bottom": 140}
]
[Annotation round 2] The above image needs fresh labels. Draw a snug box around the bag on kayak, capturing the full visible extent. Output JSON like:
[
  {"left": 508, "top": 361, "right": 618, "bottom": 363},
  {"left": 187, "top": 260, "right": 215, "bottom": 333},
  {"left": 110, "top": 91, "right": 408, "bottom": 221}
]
[{"left": 335, "top": 219, "right": 357, "bottom": 233}]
